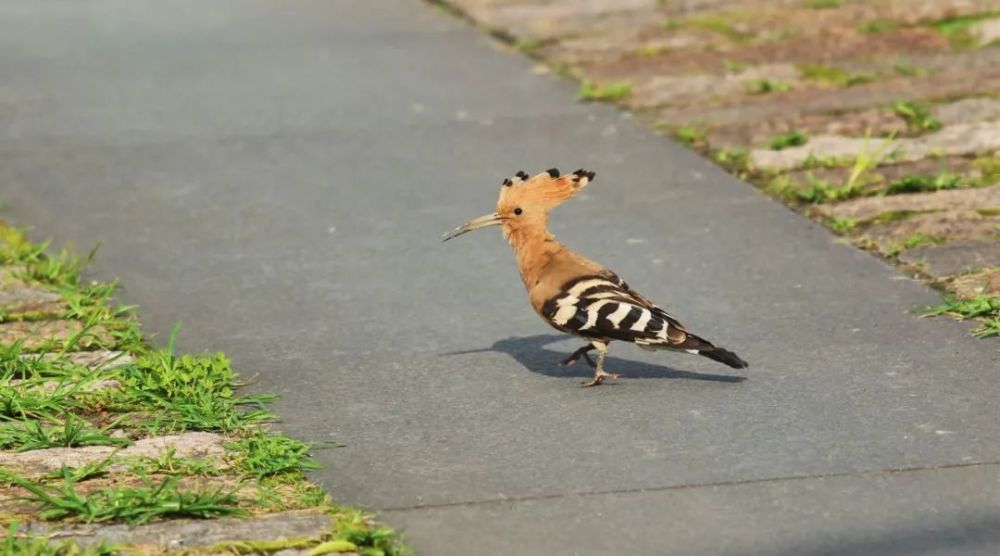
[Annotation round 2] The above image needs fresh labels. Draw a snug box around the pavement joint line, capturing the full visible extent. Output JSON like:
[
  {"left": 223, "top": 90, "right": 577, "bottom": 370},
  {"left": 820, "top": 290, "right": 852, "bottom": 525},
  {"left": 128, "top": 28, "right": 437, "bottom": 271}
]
[{"left": 380, "top": 459, "right": 1000, "bottom": 512}]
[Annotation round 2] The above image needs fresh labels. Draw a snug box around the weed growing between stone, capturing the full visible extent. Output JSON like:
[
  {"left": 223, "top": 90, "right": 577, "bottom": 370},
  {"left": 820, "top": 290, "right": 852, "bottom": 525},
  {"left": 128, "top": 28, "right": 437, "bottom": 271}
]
[
  {"left": 426, "top": 0, "right": 1000, "bottom": 341},
  {"left": 930, "top": 12, "right": 1000, "bottom": 49},
  {"left": 2, "top": 467, "right": 247, "bottom": 525},
  {"left": 881, "top": 172, "right": 964, "bottom": 195},
  {"left": 769, "top": 130, "right": 809, "bottom": 151},
  {"left": 921, "top": 296, "right": 1000, "bottom": 338},
  {"left": 890, "top": 101, "right": 941, "bottom": 134},
  {"left": 0, "top": 221, "right": 409, "bottom": 554},
  {"left": 745, "top": 78, "right": 791, "bottom": 95},
  {"left": 577, "top": 81, "right": 632, "bottom": 102}
]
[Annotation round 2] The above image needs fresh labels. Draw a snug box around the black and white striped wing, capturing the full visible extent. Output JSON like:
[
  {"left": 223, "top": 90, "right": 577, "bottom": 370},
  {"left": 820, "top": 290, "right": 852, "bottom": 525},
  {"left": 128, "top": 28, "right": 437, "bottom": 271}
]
[{"left": 541, "top": 274, "right": 687, "bottom": 347}]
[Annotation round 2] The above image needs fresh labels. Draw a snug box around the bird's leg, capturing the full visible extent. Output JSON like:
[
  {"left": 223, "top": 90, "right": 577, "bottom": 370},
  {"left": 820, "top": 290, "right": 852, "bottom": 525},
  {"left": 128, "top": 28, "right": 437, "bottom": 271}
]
[
  {"left": 560, "top": 344, "right": 596, "bottom": 367},
  {"left": 581, "top": 342, "right": 619, "bottom": 387}
]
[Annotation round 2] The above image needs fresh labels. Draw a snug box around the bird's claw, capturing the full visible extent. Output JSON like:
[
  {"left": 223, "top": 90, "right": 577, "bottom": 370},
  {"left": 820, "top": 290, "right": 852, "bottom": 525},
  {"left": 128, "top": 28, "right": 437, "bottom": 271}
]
[{"left": 580, "top": 370, "right": 620, "bottom": 387}]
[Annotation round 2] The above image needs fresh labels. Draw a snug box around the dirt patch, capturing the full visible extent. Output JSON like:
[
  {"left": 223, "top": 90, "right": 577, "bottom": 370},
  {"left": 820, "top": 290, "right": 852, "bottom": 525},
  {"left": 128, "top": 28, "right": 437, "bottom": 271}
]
[{"left": 944, "top": 268, "right": 1000, "bottom": 299}]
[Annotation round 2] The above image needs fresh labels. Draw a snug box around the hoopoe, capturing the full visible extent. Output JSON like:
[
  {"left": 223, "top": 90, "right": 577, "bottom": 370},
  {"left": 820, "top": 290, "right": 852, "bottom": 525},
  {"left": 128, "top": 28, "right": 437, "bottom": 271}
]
[{"left": 443, "top": 168, "right": 748, "bottom": 387}]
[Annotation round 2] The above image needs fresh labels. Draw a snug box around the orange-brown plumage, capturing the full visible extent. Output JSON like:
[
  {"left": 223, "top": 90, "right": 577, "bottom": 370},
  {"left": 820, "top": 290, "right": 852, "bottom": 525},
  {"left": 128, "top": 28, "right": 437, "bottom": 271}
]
[{"left": 444, "top": 168, "right": 747, "bottom": 386}]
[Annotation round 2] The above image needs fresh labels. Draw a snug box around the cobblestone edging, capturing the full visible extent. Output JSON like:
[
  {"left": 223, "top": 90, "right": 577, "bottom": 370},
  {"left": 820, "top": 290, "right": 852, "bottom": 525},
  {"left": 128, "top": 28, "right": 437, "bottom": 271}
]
[
  {"left": 435, "top": 0, "right": 999, "bottom": 336},
  {"left": 0, "top": 222, "right": 407, "bottom": 554}
]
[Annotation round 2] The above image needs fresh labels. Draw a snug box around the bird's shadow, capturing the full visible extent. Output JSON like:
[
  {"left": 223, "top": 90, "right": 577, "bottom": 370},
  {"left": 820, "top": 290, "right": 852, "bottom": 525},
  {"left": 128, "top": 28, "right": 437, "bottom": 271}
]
[{"left": 442, "top": 334, "right": 746, "bottom": 383}]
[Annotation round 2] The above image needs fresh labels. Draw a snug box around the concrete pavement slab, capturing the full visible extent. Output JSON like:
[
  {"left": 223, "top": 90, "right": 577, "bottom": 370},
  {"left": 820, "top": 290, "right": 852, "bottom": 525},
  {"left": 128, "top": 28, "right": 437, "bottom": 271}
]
[
  {"left": 384, "top": 464, "right": 1000, "bottom": 556},
  {"left": 1, "top": 0, "right": 997, "bottom": 553}
]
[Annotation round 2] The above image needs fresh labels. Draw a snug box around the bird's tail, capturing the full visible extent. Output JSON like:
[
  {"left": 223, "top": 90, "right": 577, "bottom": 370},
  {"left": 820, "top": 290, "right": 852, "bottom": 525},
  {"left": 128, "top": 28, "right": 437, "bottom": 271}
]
[
  {"left": 697, "top": 346, "right": 749, "bottom": 369},
  {"left": 677, "top": 333, "right": 749, "bottom": 369}
]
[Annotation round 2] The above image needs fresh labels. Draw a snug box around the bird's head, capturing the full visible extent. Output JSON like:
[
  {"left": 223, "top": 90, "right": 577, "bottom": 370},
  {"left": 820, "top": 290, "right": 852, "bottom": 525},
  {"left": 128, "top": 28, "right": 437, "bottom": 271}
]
[{"left": 442, "top": 168, "right": 594, "bottom": 242}]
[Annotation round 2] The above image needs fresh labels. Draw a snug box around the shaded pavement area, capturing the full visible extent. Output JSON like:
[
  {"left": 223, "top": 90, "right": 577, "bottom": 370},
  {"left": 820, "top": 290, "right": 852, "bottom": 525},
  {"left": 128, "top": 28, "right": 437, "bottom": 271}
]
[{"left": 1, "top": 1, "right": 998, "bottom": 554}]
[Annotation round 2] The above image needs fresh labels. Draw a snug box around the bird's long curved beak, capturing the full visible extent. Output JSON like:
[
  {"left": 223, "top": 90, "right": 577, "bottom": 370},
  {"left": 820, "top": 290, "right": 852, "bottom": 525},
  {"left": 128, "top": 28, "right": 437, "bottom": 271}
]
[{"left": 442, "top": 212, "right": 503, "bottom": 242}]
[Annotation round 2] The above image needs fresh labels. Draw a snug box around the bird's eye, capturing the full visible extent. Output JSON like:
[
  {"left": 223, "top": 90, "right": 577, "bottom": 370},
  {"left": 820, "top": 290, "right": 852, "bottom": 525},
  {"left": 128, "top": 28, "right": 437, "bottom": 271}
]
[{"left": 514, "top": 208, "right": 523, "bottom": 216}]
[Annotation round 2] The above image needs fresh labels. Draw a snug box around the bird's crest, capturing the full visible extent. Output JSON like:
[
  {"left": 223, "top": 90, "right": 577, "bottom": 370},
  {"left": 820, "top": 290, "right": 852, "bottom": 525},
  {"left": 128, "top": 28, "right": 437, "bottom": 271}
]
[{"left": 497, "top": 168, "right": 594, "bottom": 212}]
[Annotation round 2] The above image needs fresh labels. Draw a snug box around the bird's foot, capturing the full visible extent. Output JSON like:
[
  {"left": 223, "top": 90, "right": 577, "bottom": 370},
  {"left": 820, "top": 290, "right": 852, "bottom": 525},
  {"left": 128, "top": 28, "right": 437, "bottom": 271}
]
[
  {"left": 580, "top": 369, "right": 620, "bottom": 387},
  {"left": 560, "top": 345, "right": 596, "bottom": 367}
]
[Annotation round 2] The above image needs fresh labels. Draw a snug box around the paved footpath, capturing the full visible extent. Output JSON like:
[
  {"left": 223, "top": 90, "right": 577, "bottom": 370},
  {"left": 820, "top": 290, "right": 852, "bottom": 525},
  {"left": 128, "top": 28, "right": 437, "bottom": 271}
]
[{"left": 1, "top": 1, "right": 998, "bottom": 554}]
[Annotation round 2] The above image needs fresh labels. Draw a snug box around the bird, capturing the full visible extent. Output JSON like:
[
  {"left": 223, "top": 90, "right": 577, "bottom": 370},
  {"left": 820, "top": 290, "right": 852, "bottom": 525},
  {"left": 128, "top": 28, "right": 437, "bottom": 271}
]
[{"left": 443, "top": 168, "right": 748, "bottom": 387}]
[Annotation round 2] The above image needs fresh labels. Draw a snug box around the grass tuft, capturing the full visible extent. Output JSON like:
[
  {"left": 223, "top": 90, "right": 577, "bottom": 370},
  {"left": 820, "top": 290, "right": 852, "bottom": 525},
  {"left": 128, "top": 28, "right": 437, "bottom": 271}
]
[
  {"left": 745, "top": 78, "right": 791, "bottom": 95},
  {"left": 773, "top": 134, "right": 895, "bottom": 203},
  {"left": 634, "top": 43, "right": 670, "bottom": 57},
  {"left": 0, "top": 192, "right": 409, "bottom": 551},
  {"left": 673, "top": 125, "right": 709, "bottom": 148},
  {"left": 882, "top": 172, "right": 963, "bottom": 195},
  {"left": 797, "top": 63, "right": 874, "bottom": 87},
  {"left": 826, "top": 217, "right": 858, "bottom": 234},
  {"left": 687, "top": 15, "right": 755, "bottom": 42},
  {"left": 576, "top": 81, "right": 631, "bottom": 102},
  {"left": 231, "top": 430, "right": 323, "bottom": 479},
  {"left": 930, "top": 12, "right": 998, "bottom": 49},
  {"left": 768, "top": 130, "right": 809, "bottom": 151},
  {"left": 891, "top": 100, "right": 941, "bottom": 133},
  {"left": 514, "top": 38, "right": 540, "bottom": 53},
  {"left": 1, "top": 467, "right": 246, "bottom": 525},
  {"left": 0, "top": 416, "right": 129, "bottom": 452},
  {"left": 712, "top": 147, "right": 750, "bottom": 174},
  {"left": 116, "top": 327, "right": 274, "bottom": 433},
  {"left": 859, "top": 19, "right": 899, "bottom": 33},
  {"left": 972, "top": 155, "right": 1000, "bottom": 185},
  {"left": 921, "top": 296, "right": 1000, "bottom": 338}
]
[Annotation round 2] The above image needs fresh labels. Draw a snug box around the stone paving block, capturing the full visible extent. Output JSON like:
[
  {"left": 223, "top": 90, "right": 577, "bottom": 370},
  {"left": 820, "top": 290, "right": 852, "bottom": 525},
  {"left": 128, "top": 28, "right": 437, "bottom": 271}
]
[
  {"left": 631, "top": 64, "right": 799, "bottom": 109},
  {"left": 453, "top": 0, "right": 658, "bottom": 41},
  {"left": 935, "top": 97, "right": 1000, "bottom": 126},
  {"left": 860, "top": 211, "right": 1000, "bottom": 253},
  {"left": 780, "top": 155, "right": 989, "bottom": 197},
  {"left": 0, "top": 432, "right": 227, "bottom": 477},
  {"left": 816, "top": 185, "right": 1000, "bottom": 222},
  {"left": 725, "top": 95, "right": 1000, "bottom": 149},
  {"left": 0, "top": 285, "right": 65, "bottom": 318},
  {"left": 0, "top": 320, "right": 113, "bottom": 350},
  {"left": 1, "top": 473, "right": 248, "bottom": 518},
  {"left": 970, "top": 17, "right": 1000, "bottom": 45},
  {"left": 0, "top": 266, "right": 29, "bottom": 288},
  {"left": 7, "top": 377, "right": 121, "bottom": 395},
  {"left": 752, "top": 122, "right": 1000, "bottom": 171},
  {"left": 657, "top": 54, "right": 1000, "bottom": 127},
  {"left": 22, "top": 350, "right": 136, "bottom": 370},
  {"left": 899, "top": 240, "right": 1000, "bottom": 278},
  {"left": 15, "top": 510, "right": 332, "bottom": 551}
]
